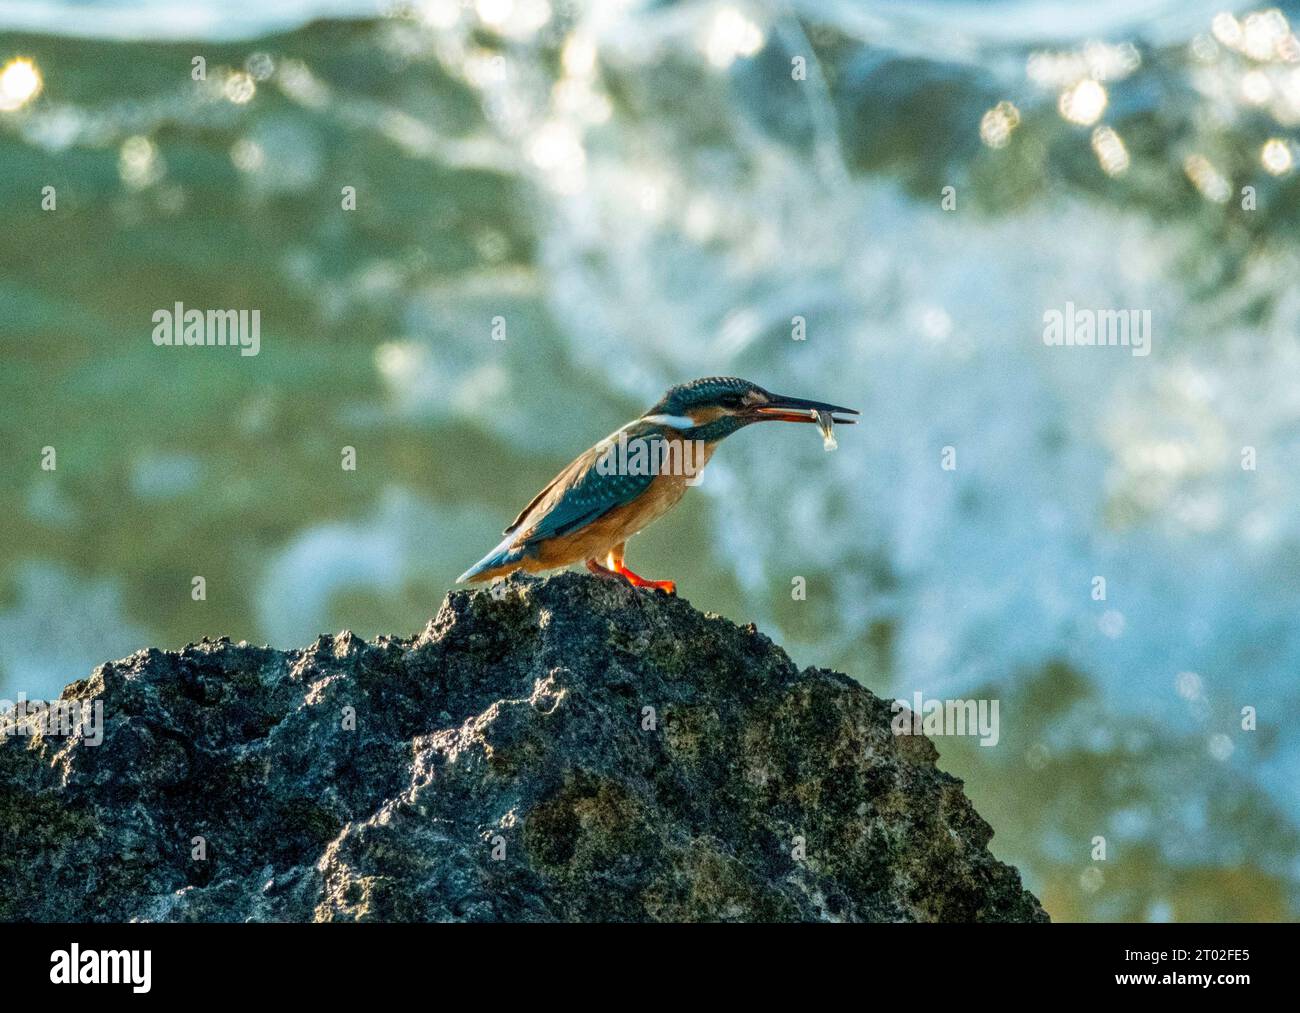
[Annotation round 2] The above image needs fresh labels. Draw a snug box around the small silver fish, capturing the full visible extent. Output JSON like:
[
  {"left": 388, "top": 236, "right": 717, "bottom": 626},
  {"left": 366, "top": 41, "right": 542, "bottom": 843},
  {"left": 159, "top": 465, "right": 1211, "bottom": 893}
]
[{"left": 813, "top": 409, "right": 837, "bottom": 451}]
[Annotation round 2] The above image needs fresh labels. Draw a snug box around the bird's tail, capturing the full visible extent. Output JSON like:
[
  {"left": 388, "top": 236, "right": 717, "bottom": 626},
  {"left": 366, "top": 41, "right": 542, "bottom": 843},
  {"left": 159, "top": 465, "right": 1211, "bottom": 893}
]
[{"left": 456, "top": 535, "right": 526, "bottom": 583}]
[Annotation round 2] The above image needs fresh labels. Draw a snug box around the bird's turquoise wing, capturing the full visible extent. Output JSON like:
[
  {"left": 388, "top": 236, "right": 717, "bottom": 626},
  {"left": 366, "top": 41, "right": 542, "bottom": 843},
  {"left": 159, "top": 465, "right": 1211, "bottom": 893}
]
[{"left": 512, "top": 432, "right": 664, "bottom": 545}]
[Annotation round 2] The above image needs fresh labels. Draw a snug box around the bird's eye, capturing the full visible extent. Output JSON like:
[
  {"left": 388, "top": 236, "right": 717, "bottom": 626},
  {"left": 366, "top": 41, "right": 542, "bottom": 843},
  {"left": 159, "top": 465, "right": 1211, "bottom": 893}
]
[{"left": 719, "top": 393, "right": 745, "bottom": 409}]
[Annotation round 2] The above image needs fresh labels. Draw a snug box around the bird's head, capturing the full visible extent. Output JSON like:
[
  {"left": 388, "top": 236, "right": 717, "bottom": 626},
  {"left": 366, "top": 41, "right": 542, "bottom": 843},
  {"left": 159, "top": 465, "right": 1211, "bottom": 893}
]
[{"left": 641, "top": 376, "right": 858, "bottom": 442}]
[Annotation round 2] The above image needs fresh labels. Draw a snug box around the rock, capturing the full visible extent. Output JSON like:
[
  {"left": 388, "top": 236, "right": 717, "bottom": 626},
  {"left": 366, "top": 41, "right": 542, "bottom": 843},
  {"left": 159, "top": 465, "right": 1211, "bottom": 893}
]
[{"left": 0, "top": 572, "right": 1046, "bottom": 922}]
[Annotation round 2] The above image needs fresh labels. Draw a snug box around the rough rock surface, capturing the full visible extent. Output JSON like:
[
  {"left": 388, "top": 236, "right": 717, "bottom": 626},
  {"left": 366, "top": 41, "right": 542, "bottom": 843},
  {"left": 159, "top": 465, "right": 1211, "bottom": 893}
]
[{"left": 0, "top": 572, "right": 1047, "bottom": 922}]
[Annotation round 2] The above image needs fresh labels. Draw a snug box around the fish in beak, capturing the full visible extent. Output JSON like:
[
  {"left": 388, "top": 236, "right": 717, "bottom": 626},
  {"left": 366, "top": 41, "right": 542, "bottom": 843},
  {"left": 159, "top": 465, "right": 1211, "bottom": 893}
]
[{"left": 752, "top": 394, "right": 859, "bottom": 451}]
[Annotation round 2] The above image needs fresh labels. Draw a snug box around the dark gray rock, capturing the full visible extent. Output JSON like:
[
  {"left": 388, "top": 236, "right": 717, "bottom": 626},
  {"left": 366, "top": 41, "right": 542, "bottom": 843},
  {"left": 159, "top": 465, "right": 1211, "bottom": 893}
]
[{"left": 0, "top": 572, "right": 1047, "bottom": 922}]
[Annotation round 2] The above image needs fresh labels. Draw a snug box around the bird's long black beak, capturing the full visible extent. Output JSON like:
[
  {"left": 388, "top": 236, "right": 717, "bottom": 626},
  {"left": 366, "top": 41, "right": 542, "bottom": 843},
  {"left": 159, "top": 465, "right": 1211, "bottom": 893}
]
[{"left": 752, "top": 394, "right": 859, "bottom": 425}]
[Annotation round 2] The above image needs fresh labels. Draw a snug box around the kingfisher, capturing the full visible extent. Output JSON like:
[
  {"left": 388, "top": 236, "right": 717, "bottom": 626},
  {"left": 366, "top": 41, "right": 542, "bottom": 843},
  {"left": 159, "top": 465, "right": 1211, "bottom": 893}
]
[{"left": 456, "top": 376, "right": 858, "bottom": 594}]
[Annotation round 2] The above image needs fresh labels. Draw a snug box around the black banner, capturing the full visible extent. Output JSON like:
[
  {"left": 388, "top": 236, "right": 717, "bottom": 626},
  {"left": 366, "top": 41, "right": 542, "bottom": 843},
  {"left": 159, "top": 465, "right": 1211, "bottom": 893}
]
[{"left": 1, "top": 921, "right": 1288, "bottom": 996}]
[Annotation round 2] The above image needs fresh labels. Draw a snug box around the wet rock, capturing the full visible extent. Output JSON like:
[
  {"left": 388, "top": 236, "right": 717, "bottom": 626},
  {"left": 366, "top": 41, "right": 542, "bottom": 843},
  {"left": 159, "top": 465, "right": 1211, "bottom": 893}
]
[{"left": 0, "top": 572, "right": 1047, "bottom": 922}]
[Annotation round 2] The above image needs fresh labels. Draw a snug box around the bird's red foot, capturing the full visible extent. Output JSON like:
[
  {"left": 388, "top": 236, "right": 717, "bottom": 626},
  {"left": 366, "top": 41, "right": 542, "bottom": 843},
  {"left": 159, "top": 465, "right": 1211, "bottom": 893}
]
[
  {"left": 617, "top": 565, "right": 676, "bottom": 595},
  {"left": 586, "top": 559, "right": 676, "bottom": 595}
]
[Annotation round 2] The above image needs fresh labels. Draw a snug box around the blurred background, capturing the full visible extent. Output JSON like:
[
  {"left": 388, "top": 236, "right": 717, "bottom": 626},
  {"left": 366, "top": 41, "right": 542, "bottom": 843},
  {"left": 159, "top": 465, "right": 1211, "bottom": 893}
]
[{"left": 3, "top": 0, "right": 1300, "bottom": 921}]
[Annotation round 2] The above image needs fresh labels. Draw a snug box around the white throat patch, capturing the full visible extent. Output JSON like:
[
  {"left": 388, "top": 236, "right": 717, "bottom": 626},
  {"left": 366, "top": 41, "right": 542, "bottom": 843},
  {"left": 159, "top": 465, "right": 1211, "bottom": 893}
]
[{"left": 641, "top": 413, "right": 696, "bottom": 430}]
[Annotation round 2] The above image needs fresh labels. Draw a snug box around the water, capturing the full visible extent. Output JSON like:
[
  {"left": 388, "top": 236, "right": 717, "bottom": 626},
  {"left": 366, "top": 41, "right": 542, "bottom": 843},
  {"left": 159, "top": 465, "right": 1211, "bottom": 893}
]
[{"left": 2, "top": 0, "right": 1299, "bottom": 921}]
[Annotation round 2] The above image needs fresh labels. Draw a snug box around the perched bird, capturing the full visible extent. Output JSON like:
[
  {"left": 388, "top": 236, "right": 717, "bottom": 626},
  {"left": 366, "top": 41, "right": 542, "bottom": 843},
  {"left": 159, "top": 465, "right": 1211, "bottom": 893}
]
[{"left": 457, "top": 376, "right": 858, "bottom": 594}]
